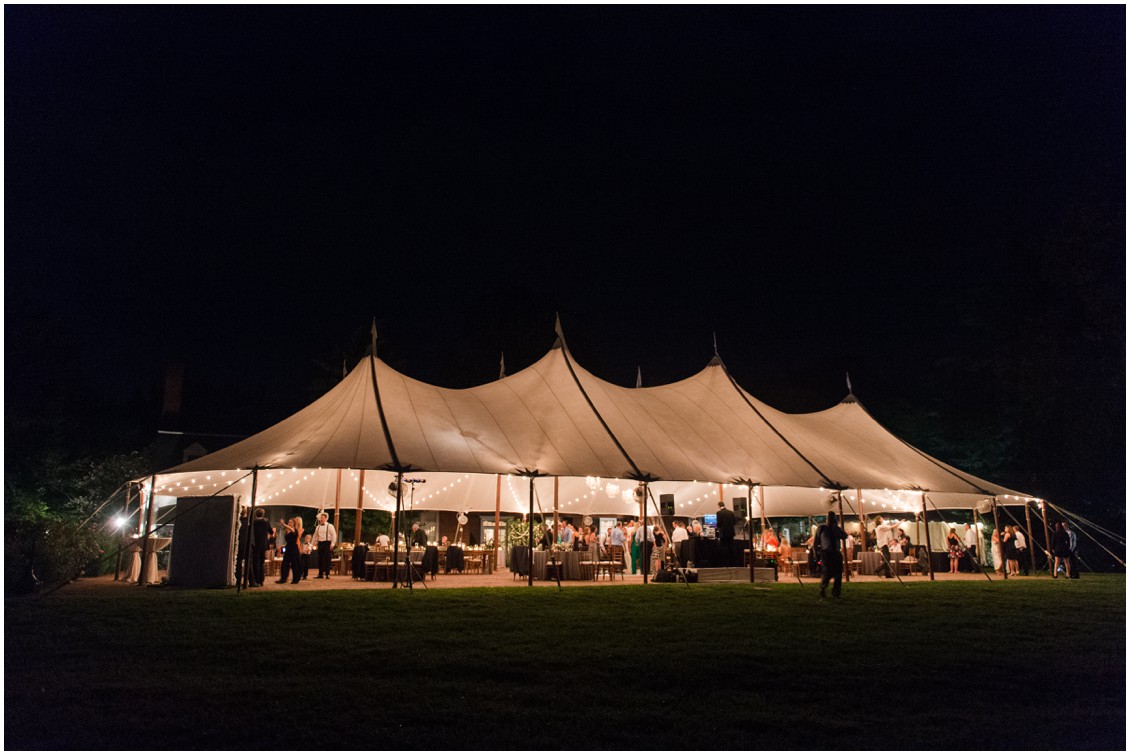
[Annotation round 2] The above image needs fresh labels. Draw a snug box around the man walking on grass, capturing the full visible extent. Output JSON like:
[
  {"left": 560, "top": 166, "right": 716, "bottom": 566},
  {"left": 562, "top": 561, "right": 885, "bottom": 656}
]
[{"left": 816, "top": 512, "right": 848, "bottom": 599}]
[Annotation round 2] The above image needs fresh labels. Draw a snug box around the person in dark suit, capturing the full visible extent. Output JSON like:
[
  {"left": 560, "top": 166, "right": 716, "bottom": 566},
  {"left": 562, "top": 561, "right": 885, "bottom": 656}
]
[
  {"left": 816, "top": 512, "right": 848, "bottom": 599},
  {"left": 410, "top": 523, "right": 428, "bottom": 548},
  {"left": 250, "top": 509, "right": 272, "bottom": 587},
  {"left": 716, "top": 502, "right": 737, "bottom": 566}
]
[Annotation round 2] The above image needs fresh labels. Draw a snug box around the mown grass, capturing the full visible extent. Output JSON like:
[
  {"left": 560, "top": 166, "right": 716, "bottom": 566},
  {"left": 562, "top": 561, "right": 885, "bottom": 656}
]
[{"left": 5, "top": 577, "right": 1124, "bottom": 750}]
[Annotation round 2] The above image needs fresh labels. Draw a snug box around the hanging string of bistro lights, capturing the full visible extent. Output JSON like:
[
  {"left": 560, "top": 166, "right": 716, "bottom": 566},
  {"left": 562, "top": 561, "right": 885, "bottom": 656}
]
[{"left": 154, "top": 469, "right": 1042, "bottom": 516}]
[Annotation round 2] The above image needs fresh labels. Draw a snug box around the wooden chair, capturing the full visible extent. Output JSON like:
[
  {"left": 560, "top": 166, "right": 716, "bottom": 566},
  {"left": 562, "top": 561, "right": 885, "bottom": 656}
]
[
  {"left": 595, "top": 545, "right": 621, "bottom": 581},
  {"left": 579, "top": 545, "right": 602, "bottom": 580}
]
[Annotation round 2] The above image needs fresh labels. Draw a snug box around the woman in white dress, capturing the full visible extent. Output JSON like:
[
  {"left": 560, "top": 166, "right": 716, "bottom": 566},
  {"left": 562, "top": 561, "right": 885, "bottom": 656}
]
[{"left": 990, "top": 530, "right": 1003, "bottom": 574}]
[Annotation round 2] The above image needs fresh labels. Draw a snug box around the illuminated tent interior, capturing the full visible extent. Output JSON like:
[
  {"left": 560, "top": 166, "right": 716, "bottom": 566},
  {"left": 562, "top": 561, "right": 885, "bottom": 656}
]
[{"left": 141, "top": 327, "right": 1031, "bottom": 543}]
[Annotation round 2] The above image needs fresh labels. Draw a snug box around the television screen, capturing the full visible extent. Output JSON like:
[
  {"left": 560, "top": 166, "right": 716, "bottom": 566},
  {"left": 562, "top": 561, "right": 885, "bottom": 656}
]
[{"left": 703, "top": 514, "right": 717, "bottom": 527}]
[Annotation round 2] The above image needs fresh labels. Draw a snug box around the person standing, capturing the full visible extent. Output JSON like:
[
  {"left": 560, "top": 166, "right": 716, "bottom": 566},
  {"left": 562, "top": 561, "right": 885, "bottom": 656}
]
[
  {"left": 300, "top": 534, "right": 313, "bottom": 580},
  {"left": 250, "top": 509, "right": 272, "bottom": 587},
  {"left": 634, "top": 522, "right": 655, "bottom": 575},
  {"left": 1064, "top": 522, "right": 1081, "bottom": 579},
  {"left": 312, "top": 512, "right": 337, "bottom": 579},
  {"left": 276, "top": 516, "right": 303, "bottom": 584},
  {"left": 816, "top": 511, "right": 848, "bottom": 599},
  {"left": 946, "top": 528, "right": 962, "bottom": 574},
  {"left": 991, "top": 530, "right": 1004, "bottom": 575},
  {"left": 626, "top": 519, "right": 639, "bottom": 574},
  {"left": 410, "top": 522, "right": 428, "bottom": 548},
  {"left": 716, "top": 502, "right": 737, "bottom": 567},
  {"left": 1014, "top": 527, "right": 1029, "bottom": 576},
  {"left": 670, "top": 520, "right": 688, "bottom": 566},
  {"left": 235, "top": 512, "right": 250, "bottom": 588},
  {"left": 1003, "top": 526, "right": 1019, "bottom": 576},
  {"left": 873, "top": 516, "right": 896, "bottom": 578},
  {"left": 651, "top": 526, "right": 668, "bottom": 576},
  {"left": 963, "top": 523, "right": 979, "bottom": 571}
]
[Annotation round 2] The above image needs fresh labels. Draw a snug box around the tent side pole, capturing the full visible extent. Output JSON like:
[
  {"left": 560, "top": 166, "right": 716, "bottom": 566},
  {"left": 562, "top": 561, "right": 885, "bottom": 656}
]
[
  {"left": 114, "top": 484, "right": 130, "bottom": 581},
  {"left": 392, "top": 471, "right": 402, "bottom": 589},
  {"left": 921, "top": 492, "right": 934, "bottom": 580},
  {"left": 1039, "top": 501, "right": 1054, "bottom": 573},
  {"left": 641, "top": 487, "right": 648, "bottom": 585},
  {"left": 1024, "top": 500, "right": 1038, "bottom": 576},
  {"left": 137, "top": 476, "right": 157, "bottom": 586},
  {"left": 494, "top": 474, "right": 501, "bottom": 568},
  {"left": 856, "top": 489, "right": 867, "bottom": 550},
  {"left": 838, "top": 492, "right": 850, "bottom": 583},
  {"left": 527, "top": 477, "right": 535, "bottom": 588},
  {"left": 553, "top": 476, "right": 559, "bottom": 538},
  {"left": 333, "top": 469, "right": 342, "bottom": 539},
  {"left": 973, "top": 508, "right": 981, "bottom": 567},
  {"left": 237, "top": 468, "right": 259, "bottom": 594},
  {"left": 354, "top": 470, "right": 365, "bottom": 546},
  {"left": 992, "top": 497, "right": 1007, "bottom": 579},
  {"left": 748, "top": 484, "right": 755, "bottom": 584},
  {"left": 758, "top": 484, "right": 767, "bottom": 531}
]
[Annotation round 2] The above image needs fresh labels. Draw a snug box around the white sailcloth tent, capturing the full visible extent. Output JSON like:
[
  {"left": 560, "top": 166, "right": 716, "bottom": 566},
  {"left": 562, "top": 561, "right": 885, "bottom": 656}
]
[{"left": 143, "top": 331, "right": 1031, "bottom": 521}]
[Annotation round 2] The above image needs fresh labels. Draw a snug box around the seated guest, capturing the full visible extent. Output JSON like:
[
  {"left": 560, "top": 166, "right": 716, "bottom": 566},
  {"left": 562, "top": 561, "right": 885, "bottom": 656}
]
[
  {"left": 690, "top": 519, "right": 703, "bottom": 536},
  {"left": 539, "top": 526, "right": 554, "bottom": 550},
  {"left": 440, "top": 535, "right": 450, "bottom": 547},
  {"left": 763, "top": 528, "right": 780, "bottom": 550},
  {"left": 888, "top": 537, "right": 903, "bottom": 560},
  {"left": 898, "top": 531, "right": 911, "bottom": 558}
]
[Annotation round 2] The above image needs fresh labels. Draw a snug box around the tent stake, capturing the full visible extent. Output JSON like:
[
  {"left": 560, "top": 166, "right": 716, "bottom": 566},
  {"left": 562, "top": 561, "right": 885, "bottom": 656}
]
[
  {"left": 921, "top": 492, "right": 934, "bottom": 580},
  {"left": 991, "top": 497, "right": 1007, "bottom": 580}
]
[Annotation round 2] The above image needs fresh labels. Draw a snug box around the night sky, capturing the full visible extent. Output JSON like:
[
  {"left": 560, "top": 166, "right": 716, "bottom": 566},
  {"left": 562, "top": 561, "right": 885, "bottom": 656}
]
[{"left": 6, "top": 7, "right": 1125, "bottom": 511}]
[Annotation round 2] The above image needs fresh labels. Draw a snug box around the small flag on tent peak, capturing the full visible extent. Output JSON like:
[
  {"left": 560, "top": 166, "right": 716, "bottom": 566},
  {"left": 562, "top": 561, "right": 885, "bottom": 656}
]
[
  {"left": 635, "top": 366, "right": 642, "bottom": 389},
  {"left": 553, "top": 312, "right": 563, "bottom": 338},
  {"left": 712, "top": 331, "right": 718, "bottom": 356},
  {"left": 846, "top": 372, "right": 853, "bottom": 394},
  {"left": 342, "top": 358, "right": 347, "bottom": 380},
  {"left": 499, "top": 352, "right": 506, "bottom": 380},
  {"left": 370, "top": 318, "right": 378, "bottom": 356}
]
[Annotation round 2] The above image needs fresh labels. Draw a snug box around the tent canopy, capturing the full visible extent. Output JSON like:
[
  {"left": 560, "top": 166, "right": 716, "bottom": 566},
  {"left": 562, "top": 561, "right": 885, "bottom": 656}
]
[{"left": 150, "top": 338, "right": 1030, "bottom": 516}]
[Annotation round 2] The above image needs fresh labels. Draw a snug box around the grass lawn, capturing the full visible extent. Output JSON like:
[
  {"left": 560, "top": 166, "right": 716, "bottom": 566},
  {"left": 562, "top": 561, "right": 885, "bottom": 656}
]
[{"left": 5, "top": 576, "right": 1125, "bottom": 750}]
